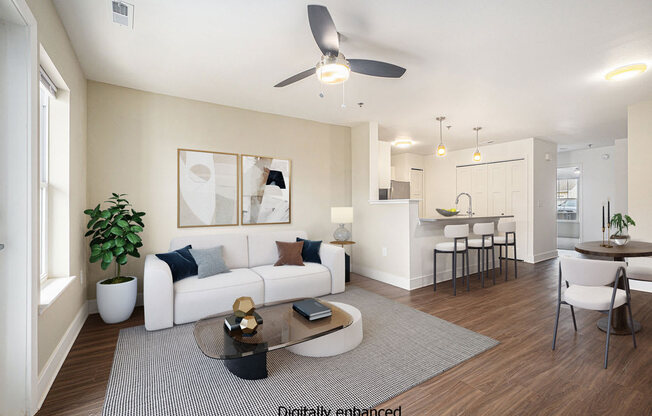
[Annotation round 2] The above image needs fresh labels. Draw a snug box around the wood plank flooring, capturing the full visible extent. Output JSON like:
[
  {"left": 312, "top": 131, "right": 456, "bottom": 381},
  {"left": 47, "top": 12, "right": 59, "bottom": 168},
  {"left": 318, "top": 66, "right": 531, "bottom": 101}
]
[{"left": 37, "top": 259, "right": 652, "bottom": 415}]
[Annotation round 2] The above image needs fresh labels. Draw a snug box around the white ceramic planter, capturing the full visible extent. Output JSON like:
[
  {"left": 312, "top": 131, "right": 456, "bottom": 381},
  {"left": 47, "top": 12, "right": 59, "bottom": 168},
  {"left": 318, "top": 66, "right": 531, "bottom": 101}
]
[{"left": 96, "top": 277, "right": 137, "bottom": 324}]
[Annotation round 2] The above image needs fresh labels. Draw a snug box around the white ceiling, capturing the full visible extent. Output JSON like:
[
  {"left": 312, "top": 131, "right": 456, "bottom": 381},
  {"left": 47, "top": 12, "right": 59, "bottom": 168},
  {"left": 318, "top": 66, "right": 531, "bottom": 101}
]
[{"left": 53, "top": 0, "right": 652, "bottom": 154}]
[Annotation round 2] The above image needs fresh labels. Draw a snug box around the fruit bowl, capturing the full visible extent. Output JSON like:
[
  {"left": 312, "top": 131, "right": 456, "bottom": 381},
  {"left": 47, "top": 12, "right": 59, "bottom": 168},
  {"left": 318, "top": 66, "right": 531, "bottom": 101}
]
[{"left": 436, "top": 208, "right": 460, "bottom": 217}]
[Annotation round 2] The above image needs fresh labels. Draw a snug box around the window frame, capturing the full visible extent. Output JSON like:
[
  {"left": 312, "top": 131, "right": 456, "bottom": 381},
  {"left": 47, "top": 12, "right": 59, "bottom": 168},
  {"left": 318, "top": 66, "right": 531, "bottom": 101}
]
[{"left": 39, "top": 84, "right": 50, "bottom": 282}]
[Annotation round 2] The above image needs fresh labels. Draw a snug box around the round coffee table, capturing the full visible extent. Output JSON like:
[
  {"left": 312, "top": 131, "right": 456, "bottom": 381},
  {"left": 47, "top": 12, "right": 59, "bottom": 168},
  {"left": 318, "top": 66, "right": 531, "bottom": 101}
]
[{"left": 574, "top": 240, "right": 652, "bottom": 335}]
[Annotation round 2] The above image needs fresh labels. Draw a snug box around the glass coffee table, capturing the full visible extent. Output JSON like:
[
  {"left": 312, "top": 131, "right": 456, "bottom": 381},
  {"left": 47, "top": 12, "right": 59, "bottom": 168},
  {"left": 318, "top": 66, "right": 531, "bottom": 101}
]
[{"left": 193, "top": 298, "right": 353, "bottom": 380}]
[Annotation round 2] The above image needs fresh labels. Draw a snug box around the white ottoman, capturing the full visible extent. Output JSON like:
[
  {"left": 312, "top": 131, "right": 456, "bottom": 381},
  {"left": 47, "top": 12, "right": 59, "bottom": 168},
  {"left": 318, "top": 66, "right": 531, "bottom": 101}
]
[{"left": 287, "top": 302, "right": 363, "bottom": 357}]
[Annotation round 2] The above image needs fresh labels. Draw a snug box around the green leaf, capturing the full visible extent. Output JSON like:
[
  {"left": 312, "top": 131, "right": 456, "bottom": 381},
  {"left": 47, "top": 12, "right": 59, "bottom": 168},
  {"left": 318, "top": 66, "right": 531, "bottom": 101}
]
[
  {"left": 110, "top": 226, "right": 124, "bottom": 236},
  {"left": 87, "top": 217, "right": 99, "bottom": 229},
  {"left": 117, "top": 219, "right": 129, "bottom": 228},
  {"left": 85, "top": 230, "right": 95, "bottom": 237},
  {"left": 126, "top": 233, "right": 141, "bottom": 244},
  {"left": 130, "top": 225, "right": 143, "bottom": 233},
  {"left": 112, "top": 192, "right": 119, "bottom": 198},
  {"left": 125, "top": 243, "right": 135, "bottom": 253},
  {"left": 103, "top": 251, "right": 113, "bottom": 263},
  {"left": 89, "top": 254, "right": 102, "bottom": 263},
  {"left": 84, "top": 208, "right": 94, "bottom": 215},
  {"left": 102, "top": 241, "right": 114, "bottom": 250},
  {"left": 115, "top": 237, "right": 126, "bottom": 247},
  {"left": 92, "top": 220, "right": 104, "bottom": 230},
  {"left": 100, "top": 261, "right": 111, "bottom": 270},
  {"left": 117, "top": 254, "right": 128, "bottom": 265},
  {"left": 91, "top": 245, "right": 102, "bottom": 255},
  {"left": 113, "top": 246, "right": 125, "bottom": 256},
  {"left": 100, "top": 210, "right": 111, "bottom": 219},
  {"left": 130, "top": 251, "right": 140, "bottom": 258}
]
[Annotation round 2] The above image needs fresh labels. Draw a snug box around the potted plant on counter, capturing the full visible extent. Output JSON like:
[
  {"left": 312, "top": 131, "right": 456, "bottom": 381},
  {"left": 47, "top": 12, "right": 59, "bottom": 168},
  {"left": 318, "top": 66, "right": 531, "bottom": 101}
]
[
  {"left": 84, "top": 193, "right": 145, "bottom": 323},
  {"left": 609, "top": 213, "right": 635, "bottom": 246}
]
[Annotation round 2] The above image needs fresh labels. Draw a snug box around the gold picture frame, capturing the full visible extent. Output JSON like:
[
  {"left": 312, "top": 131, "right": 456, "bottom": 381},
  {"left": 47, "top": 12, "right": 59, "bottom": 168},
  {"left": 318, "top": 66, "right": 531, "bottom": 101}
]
[
  {"left": 177, "top": 148, "right": 240, "bottom": 228},
  {"left": 240, "top": 154, "right": 292, "bottom": 225}
]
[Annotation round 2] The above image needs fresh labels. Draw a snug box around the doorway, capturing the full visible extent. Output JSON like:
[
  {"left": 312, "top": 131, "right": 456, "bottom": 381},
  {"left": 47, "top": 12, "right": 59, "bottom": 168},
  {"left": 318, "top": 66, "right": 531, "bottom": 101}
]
[{"left": 557, "top": 166, "right": 581, "bottom": 249}]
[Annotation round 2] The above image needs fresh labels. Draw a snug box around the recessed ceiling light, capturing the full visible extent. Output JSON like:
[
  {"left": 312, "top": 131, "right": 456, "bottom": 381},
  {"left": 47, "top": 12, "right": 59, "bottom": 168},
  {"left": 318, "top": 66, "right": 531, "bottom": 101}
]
[
  {"left": 392, "top": 138, "right": 413, "bottom": 148},
  {"left": 605, "top": 63, "right": 647, "bottom": 81}
]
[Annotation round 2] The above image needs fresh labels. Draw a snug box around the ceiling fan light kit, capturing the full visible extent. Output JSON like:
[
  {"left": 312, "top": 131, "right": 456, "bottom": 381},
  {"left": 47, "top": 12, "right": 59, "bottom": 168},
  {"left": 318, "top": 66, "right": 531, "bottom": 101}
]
[{"left": 274, "top": 5, "right": 406, "bottom": 89}]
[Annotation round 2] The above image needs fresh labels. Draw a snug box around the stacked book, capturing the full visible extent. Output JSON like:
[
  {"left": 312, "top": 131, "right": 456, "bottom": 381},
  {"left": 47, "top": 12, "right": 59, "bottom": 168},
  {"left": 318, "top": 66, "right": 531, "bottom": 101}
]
[{"left": 293, "top": 299, "right": 332, "bottom": 321}]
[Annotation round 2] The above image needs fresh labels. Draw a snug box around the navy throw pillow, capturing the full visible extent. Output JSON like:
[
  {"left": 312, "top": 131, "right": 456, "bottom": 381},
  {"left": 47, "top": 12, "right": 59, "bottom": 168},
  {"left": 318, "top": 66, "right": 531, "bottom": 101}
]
[
  {"left": 296, "top": 237, "right": 322, "bottom": 264},
  {"left": 156, "top": 245, "right": 198, "bottom": 282}
]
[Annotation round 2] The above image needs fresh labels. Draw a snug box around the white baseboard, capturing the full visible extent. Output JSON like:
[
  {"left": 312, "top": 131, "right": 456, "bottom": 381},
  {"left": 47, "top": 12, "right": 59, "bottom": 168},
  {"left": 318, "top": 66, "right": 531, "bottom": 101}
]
[
  {"left": 88, "top": 292, "right": 144, "bottom": 314},
  {"left": 351, "top": 264, "right": 411, "bottom": 290},
  {"left": 533, "top": 250, "right": 558, "bottom": 263},
  {"left": 37, "top": 301, "right": 88, "bottom": 410}
]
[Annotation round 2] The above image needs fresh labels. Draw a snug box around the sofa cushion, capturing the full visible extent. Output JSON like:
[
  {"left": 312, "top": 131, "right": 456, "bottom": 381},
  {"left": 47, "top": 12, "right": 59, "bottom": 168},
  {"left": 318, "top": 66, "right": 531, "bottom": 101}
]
[
  {"left": 155, "top": 245, "right": 198, "bottom": 282},
  {"left": 189, "top": 246, "right": 230, "bottom": 278},
  {"left": 274, "top": 241, "right": 305, "bottom": 266},
  {"left": 297, "top": 237, "right": 322, "bottom": 263},
  {"left": 248, "top": 230, "right": 308, "bottom": 268},
  {"left": 251, "top": 263, "right": 331, "bottom": 304},
  {"left": 173, "top": 268, "right": 264, "bottom": 325},
  {"left": 169, "top": 233, "right": 248, "bottom": 269}
]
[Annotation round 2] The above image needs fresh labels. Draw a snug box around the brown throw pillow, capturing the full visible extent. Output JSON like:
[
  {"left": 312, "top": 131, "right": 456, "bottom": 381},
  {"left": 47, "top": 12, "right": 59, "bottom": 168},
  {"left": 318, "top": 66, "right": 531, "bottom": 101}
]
[{"left": 274, "top": 241, "right": 305, "bottom": 266}]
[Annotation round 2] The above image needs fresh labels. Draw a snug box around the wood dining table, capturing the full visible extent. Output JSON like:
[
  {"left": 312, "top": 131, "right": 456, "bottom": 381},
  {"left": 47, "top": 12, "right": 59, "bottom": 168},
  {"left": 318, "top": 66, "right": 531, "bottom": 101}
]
[{"left": 574, "top": 240, "right": 652, "bottom": 335}]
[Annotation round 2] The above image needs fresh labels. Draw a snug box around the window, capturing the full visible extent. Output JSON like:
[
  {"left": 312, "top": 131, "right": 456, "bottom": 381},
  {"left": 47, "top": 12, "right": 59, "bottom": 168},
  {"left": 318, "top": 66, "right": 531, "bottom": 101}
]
[
  {"left": 556, "top": 178, "right": 578, "bottom": 221},
  {"left": 39, "top": 67, "right": 57, "bottom": 282}
]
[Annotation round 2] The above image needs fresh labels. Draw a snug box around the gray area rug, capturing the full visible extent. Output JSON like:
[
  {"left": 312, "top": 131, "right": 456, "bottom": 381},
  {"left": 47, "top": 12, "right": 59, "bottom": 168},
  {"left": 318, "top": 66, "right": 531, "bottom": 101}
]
[{"left": 103, "top": 287, "right": 498, "bottom": 415}]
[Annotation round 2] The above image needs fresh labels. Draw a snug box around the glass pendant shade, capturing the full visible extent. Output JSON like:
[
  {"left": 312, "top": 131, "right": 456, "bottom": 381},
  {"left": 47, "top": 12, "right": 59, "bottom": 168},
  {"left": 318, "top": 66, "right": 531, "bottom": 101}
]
[
  {"left": 435, "top": 116, "right": 447, "bottom": 157},
  {"left": 437, "top": 143, "right": 447, "bottom": 156},
  {"left": 473, "top": 150, "right": 481, "bottom": 161},
  {"left": 472, "top": 126, "right": 482, "bottom": 162}
]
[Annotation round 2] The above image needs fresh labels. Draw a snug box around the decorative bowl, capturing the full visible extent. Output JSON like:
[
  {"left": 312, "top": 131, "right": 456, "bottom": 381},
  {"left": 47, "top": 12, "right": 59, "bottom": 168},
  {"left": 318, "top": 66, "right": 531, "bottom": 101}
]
[
  {"left": 610, "top": 234, "right": 630, "bottom": 246},
  {"left": 436, "top": 208, "right": 460, "bottom": 217}
]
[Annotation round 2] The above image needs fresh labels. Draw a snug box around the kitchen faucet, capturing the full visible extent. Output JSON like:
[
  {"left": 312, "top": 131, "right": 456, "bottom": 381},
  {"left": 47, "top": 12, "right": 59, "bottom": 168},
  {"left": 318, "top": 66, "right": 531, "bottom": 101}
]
[{"left": 455, "top": 192, "right": 473, "bottom": 217}]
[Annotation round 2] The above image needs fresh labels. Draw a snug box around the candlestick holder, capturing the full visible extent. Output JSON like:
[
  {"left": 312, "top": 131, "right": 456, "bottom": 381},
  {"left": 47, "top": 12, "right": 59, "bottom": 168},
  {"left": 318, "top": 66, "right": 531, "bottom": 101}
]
[{"left": 601, "top": 225, "right": 613, "bottom": 248}]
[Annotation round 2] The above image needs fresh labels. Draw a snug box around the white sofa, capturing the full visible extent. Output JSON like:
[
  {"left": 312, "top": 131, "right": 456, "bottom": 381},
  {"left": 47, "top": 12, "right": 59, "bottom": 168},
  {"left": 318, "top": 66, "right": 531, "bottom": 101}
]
[{"left": 143, "top": 230, "right": 345, "bottom": 331}]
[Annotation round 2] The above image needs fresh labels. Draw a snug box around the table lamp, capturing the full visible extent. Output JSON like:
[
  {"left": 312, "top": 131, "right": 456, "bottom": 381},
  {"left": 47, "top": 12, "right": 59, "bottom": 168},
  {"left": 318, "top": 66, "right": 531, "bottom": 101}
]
[{"left": 331, "top": 207, "right": 353, "bottom": 241}]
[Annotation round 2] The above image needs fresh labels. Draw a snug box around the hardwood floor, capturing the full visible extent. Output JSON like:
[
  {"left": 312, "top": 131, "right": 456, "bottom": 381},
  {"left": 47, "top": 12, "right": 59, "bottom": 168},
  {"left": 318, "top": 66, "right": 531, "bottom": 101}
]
[{"left": 37, "top": 259, "right": 652, "bottom": 415}]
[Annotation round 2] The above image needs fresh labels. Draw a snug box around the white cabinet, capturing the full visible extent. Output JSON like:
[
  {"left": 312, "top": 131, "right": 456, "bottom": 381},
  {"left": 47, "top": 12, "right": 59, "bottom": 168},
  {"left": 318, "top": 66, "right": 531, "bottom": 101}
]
[
  {"left": 457, "top": 160, "right": 527, "bottom": 259},
  {"left": 409, "top": 168, "right": 425, "bottom": 217}
]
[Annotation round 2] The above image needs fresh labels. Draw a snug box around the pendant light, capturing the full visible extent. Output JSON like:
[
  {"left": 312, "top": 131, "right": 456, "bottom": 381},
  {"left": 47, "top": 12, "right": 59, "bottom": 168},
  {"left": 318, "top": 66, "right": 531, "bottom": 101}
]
[
  {"left": 472, "top": 127, "right": 482, "bottom": 162},
  {"left": 435, "top": 116, "right": 447, "bottom": 157}
]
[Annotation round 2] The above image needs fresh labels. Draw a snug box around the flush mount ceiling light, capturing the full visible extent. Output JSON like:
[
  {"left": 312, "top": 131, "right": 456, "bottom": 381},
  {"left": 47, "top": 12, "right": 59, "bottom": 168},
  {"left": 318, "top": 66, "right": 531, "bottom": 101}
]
[
  {"left": 605, "top": 63, "right": 647, "bottom": 81},
  {"left": 472, "top": 127, "right": 482, "bottom": 162},
  {"left": 435, "top": 116, "right": 447, "bottom": 157},
  {"left": 393, "top": 137, "right": 414, "bottom": 148}
]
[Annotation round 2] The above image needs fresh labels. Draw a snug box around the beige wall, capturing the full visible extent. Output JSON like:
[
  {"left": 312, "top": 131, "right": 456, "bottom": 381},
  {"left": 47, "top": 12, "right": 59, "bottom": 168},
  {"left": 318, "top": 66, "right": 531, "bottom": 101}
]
[
  {"left": 86, "top": 81, "right": 351, "bottom": 298},
  {"left": 628, "top": 101, "right": 652, "bottom": 243},
  {"left": 27, "top": 0, "right": 88, "bottom": 374}
]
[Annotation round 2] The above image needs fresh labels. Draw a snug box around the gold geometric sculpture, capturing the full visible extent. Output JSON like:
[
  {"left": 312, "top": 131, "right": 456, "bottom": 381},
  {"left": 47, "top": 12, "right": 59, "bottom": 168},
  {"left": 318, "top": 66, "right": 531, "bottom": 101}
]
[
  {"left": 233, "top": 296, "right": 255, "bottom": 318},
  {"left": 239, "top": 314, "right": 259, "bottom": 334}
]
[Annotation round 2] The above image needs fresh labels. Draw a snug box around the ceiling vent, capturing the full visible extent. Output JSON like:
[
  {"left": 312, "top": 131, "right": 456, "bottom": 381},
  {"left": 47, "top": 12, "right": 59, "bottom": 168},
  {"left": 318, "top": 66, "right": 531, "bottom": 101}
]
[{"left": 111, "top": 1, "right": 134, "bottom": 28}]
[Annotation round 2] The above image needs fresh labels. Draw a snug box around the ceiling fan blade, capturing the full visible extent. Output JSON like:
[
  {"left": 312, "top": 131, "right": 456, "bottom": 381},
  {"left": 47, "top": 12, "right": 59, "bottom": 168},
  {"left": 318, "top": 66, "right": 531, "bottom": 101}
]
[
  {"left": 274, "top": 68, "right": 315, "bottom": 87},
  {"left": 349, "top": 59, "right": 406, "bottom": 78},
  {"left": 307, "top": 5, "right": 339, "bottom": 56}
]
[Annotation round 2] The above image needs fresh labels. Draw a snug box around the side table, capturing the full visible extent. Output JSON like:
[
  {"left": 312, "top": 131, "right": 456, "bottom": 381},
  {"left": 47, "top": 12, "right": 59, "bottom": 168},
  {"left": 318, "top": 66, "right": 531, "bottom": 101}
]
[{"left": 330, "top": 241, "right": 355, "bottom": 283}]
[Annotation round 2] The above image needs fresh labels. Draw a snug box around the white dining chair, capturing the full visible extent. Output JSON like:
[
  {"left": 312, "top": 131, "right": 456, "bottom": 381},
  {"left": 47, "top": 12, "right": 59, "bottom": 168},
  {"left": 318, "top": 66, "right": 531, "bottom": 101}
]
[{"left": 552, "top": 256, "right": 636, "bottom": 369}]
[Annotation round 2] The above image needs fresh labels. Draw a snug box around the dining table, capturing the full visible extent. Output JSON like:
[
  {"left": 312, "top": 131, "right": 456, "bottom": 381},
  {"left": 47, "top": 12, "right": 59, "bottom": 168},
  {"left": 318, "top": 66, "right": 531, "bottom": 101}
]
[{"left": 574, "top": 240, "right": 652, "bottom": 335}]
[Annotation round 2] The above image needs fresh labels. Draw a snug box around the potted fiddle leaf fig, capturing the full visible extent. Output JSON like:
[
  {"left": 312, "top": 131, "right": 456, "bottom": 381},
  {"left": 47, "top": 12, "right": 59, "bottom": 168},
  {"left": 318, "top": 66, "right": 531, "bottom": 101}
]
[
  {"left": 84, "top": 193, "right": 145, "bottom": 323},
  {"left": 609, "top": 213, "right": 635, "bottom": 246}
]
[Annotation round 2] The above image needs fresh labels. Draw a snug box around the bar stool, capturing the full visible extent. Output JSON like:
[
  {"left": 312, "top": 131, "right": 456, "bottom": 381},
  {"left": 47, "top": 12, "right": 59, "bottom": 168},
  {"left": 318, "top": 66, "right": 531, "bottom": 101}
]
[
  {"left": 467, "top": 223, "right": 496, "bottom": 287},
  {"left": 495, "top": 220, "right": 517, "bottom": 280},
  {"left": 434, "top": 224, "right": 469, "bottom": 296}
]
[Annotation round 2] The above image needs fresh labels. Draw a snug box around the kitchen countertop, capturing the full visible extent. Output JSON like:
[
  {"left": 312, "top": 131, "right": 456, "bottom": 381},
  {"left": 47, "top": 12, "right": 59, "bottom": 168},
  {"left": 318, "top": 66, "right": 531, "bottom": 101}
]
[{"left": 419, "top": 214, "right": 514, "bottom": 224}]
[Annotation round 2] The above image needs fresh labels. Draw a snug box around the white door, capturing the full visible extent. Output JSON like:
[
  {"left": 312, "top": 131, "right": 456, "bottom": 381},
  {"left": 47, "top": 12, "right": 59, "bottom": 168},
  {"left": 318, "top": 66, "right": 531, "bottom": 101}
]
[
  {"left": 409, "top": 168, "right": 424, "bottom": 217},
  {"left": 471, "top": 165, "right": 488, "bottom": 216},
  {"left": 488, "top": 163, "right": 507, "bottom": 216},
  {"left": 456, "top": 166, "right": 473, "bottom": 214},
  {"left": 505, "top": 160, "right": 527, "bottom": 260}
]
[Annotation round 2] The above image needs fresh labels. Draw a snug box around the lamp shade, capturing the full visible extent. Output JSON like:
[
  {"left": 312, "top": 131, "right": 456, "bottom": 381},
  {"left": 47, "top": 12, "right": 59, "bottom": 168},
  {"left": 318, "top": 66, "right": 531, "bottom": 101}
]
[{"left": 331, "top": 207, "right": 353, "bottom": 224}]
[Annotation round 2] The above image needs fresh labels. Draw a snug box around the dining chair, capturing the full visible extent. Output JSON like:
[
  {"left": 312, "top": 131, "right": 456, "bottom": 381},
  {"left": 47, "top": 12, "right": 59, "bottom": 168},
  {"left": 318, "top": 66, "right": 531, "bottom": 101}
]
[
  {"left": 552, "top": 256, "right": 636, "bottom": 369},
  {"left": 495, "top": 220, "right": 517, "bottom": 280},
  {"left": 467, "top": 222, "right": 496, "bottom": 287},
  {"left": 433, "top": 224, "right": 469, "bottom": 296}
]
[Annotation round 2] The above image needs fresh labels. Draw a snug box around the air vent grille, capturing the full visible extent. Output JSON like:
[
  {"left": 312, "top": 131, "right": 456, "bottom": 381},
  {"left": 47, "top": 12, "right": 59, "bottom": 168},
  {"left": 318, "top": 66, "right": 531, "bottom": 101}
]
[{"left": 111, "top": 1, "right": 133, "bottom": 27}]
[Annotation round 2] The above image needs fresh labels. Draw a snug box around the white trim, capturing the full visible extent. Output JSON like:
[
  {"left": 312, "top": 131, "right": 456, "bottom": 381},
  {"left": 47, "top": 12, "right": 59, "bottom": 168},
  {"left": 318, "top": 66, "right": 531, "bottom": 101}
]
[
  {"left": 36, "top": 302, "right": 88, "bottom": 410},
  {"left": 351, "top": 264, "right": 411, "bottom": 290},
  {"left": 368, "top": 199, "right": 419, "bottom": 205},
  {"left": 88, "top": 292, "right": 143, "bottom": 314},
  {"left": 533, "top": 250, "right": 558, "bottom": 263}
]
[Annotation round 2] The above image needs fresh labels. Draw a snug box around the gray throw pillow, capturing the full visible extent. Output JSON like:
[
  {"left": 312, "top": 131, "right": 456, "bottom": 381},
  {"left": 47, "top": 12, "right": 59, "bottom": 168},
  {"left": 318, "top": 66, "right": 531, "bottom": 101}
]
[{"left": 189, "top": 246, "right": 230, "bottom": 279}]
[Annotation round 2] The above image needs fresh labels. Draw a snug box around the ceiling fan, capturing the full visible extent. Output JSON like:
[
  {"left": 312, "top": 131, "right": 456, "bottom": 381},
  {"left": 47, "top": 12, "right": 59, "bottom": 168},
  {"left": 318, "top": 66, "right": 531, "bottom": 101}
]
[{"left": 274, "top": 5, "right": 406, "bottom": 88}]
